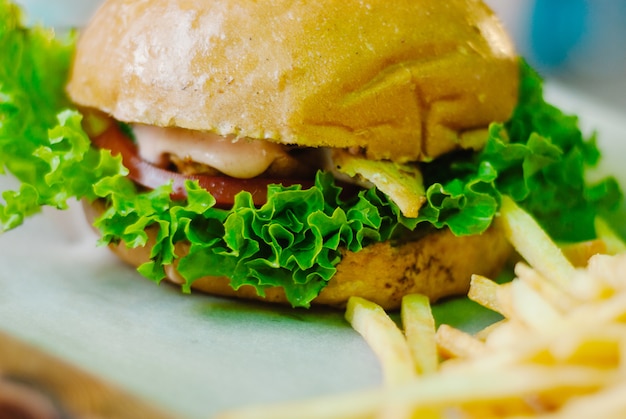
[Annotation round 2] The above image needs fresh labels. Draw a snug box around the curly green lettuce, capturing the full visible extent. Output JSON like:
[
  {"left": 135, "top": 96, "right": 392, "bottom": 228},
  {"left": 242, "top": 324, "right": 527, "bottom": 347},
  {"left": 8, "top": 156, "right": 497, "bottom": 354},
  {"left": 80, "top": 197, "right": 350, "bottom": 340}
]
[
  {"left": 0, "top": 1, "right": 126, "bottom": 229},
  {"left": 418, "top": 65, "right": 622, "bottom": 242},
  {"left": 1, "top": 0, "right": 622, "bottom": 307}
]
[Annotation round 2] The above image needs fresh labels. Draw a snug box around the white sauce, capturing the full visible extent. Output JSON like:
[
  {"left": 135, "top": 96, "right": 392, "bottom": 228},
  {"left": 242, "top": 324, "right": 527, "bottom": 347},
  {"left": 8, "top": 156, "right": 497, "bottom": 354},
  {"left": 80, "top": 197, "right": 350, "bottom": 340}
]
[{"left": 133, "top": 124, "right": 287, "bottom": 179}]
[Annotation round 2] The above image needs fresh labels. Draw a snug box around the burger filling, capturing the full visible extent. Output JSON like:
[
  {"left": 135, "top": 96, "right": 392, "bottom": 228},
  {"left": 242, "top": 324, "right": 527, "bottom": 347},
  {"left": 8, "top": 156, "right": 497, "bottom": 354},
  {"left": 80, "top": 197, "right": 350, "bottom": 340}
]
[
  {"left": 122, "top": 122, "right": 428, "bottom": 217},
  {"left": 132, "top": 124, "right": 322, "bottom": 180}
]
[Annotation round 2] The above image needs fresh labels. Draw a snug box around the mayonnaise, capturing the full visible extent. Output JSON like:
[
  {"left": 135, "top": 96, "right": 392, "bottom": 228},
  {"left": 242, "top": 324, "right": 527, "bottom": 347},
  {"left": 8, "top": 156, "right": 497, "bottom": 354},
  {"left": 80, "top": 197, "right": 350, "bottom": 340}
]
[{"left": 132, "top": 124, "right": 288, "bottom": 179}]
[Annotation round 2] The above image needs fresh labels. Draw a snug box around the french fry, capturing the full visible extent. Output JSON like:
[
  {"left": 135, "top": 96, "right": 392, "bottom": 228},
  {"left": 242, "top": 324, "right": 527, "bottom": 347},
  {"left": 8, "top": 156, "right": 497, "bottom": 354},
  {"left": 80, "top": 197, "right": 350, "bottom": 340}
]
[
  {"left": 407, "top": 365, "right": 613, "bottom": 415},
  {"left": 577, "top": 292, "right": 626, "bottom": 325},
  {"left": 509, "top": 277, "right": 565, "bottom": 332},
  {"left": 618, "top": 335, "right": 626, "bottom": 376},
  {"left": 514, "top": 262, "right": 578, "bottom": 312},
  {"left": 467, "top": 275, "right": 523, "bottom": 321},
  {"left": 587, "top": 253, "right": 626, "bottom": 292},
  {"left": 537, "top": 381, "right": 626, "bottom": 419},
  {"left": 214, "top": 386, "right": 381, "bottom": 419},
  {"left": 375, "top": 400, "right": 417, "bottom": 419},
  {"left": 401, "top": 294, "right": 438, "bottom": 375},
  {"left": 468, "top": 274, "right": 506, "bottom": 316},
  {"left": 388, "top": 365, "right": 612, "bottom": 415},
  {"left": 481, "top": 318, "right": 531, "bottom": 351},
  {"left": 215, "top": 365, "right": 615, "bottom": 419},
  {"left": 498, "top": 196, "right": 576, "bottom": 289},
  {"left": 547, "top": 326, "right": 623, "bottom": 368},
  {"left": 436, "top": 324, "right": 485, "bottom": 359},
  {"left": 345, "top": 296, "right": 416, "bottom": 386}
]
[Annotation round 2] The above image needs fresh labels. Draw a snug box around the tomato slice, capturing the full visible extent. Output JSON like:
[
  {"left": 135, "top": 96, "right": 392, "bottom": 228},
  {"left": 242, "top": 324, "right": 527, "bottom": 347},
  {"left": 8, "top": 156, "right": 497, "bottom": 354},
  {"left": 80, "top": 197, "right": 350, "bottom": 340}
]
[{"left": 92, "top": 125, "right": 314, "bottom": 207}]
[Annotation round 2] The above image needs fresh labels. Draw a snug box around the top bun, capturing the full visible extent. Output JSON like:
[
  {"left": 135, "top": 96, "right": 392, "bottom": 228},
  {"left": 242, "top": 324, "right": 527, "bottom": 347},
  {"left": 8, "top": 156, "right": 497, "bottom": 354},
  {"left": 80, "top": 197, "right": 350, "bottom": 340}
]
[{"left": 67, "top": 0, "right": 519, "bottom": 163}]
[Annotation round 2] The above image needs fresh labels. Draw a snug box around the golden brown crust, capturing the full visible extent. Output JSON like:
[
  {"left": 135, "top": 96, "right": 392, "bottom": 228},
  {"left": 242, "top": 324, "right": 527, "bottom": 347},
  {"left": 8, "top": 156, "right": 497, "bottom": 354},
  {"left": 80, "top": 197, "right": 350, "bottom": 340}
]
[
  {"left": 67, "top": 0, "right": 518, "bottom": 163},
  {"left": 86, "top": 200, "right": 512, "bottom": 310}
]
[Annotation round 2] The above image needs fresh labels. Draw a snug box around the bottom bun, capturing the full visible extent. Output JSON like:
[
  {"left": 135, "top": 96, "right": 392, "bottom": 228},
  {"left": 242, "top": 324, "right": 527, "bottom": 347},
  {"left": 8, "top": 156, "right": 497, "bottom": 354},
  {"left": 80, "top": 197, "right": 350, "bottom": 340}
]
[{"left": 86, "top": 200, "right": 512, "bottom": 309}]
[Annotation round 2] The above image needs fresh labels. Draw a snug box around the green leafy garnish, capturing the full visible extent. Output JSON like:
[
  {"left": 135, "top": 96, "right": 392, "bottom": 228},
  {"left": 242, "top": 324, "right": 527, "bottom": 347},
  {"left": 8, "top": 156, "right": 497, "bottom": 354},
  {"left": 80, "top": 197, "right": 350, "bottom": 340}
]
[
  {"left": 0, "top": 1, "right": 126, "bottom": 229},
  {"left": 416, "top": 63, "right": 622, "bottom": 242},
  {"left": 0, "top": 0, "right": 621, "bottom": 307}
]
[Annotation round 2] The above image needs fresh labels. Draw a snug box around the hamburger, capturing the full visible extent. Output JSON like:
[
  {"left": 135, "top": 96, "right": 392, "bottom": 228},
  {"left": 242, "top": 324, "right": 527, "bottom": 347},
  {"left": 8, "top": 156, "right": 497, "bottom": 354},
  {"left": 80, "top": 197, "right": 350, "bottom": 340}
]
[{"left": 0, "top": 0, "right": 620, "bottom": 309}]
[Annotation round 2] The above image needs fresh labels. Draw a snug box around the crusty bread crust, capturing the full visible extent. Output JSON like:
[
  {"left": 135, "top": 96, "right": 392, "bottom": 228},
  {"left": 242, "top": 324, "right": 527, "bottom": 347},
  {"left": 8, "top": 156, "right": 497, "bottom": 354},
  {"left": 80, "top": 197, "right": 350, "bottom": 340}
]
[
  {"left": 67, "top": 0, "right": 518, "bottom": 163},
  {"left": 86, "top": 200, "right": 512, "bottom": 309}
]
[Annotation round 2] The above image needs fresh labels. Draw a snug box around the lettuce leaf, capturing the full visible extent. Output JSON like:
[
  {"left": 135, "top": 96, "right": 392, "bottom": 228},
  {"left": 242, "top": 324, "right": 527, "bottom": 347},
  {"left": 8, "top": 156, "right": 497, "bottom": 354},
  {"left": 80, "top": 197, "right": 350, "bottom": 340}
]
[
  {"left": 416, "top": 63, "right": 622, "bottom": 242},
  {"left": 0, "top": 1, "right": 126, "bottom": 229},
  {"left": 92, "top": 172, "right": 409, "bottom": 307},
  {"left": 0, "top": 1, "right": 622, "bottom": 307}
]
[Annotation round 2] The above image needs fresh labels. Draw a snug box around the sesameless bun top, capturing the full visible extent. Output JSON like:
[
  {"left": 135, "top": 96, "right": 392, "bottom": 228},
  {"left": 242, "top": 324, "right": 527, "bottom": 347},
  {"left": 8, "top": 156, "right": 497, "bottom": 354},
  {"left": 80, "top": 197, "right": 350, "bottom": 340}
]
[{"left": 67, "top": 0, "right": 519, "bottom": 163}]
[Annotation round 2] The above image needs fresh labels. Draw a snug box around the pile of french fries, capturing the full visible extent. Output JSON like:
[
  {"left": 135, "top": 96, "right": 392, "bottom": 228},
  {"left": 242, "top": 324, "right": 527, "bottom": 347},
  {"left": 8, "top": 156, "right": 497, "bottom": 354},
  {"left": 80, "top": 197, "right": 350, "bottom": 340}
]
[{"left": 217, "top": 196, "right": 626, "bottom": 419}]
